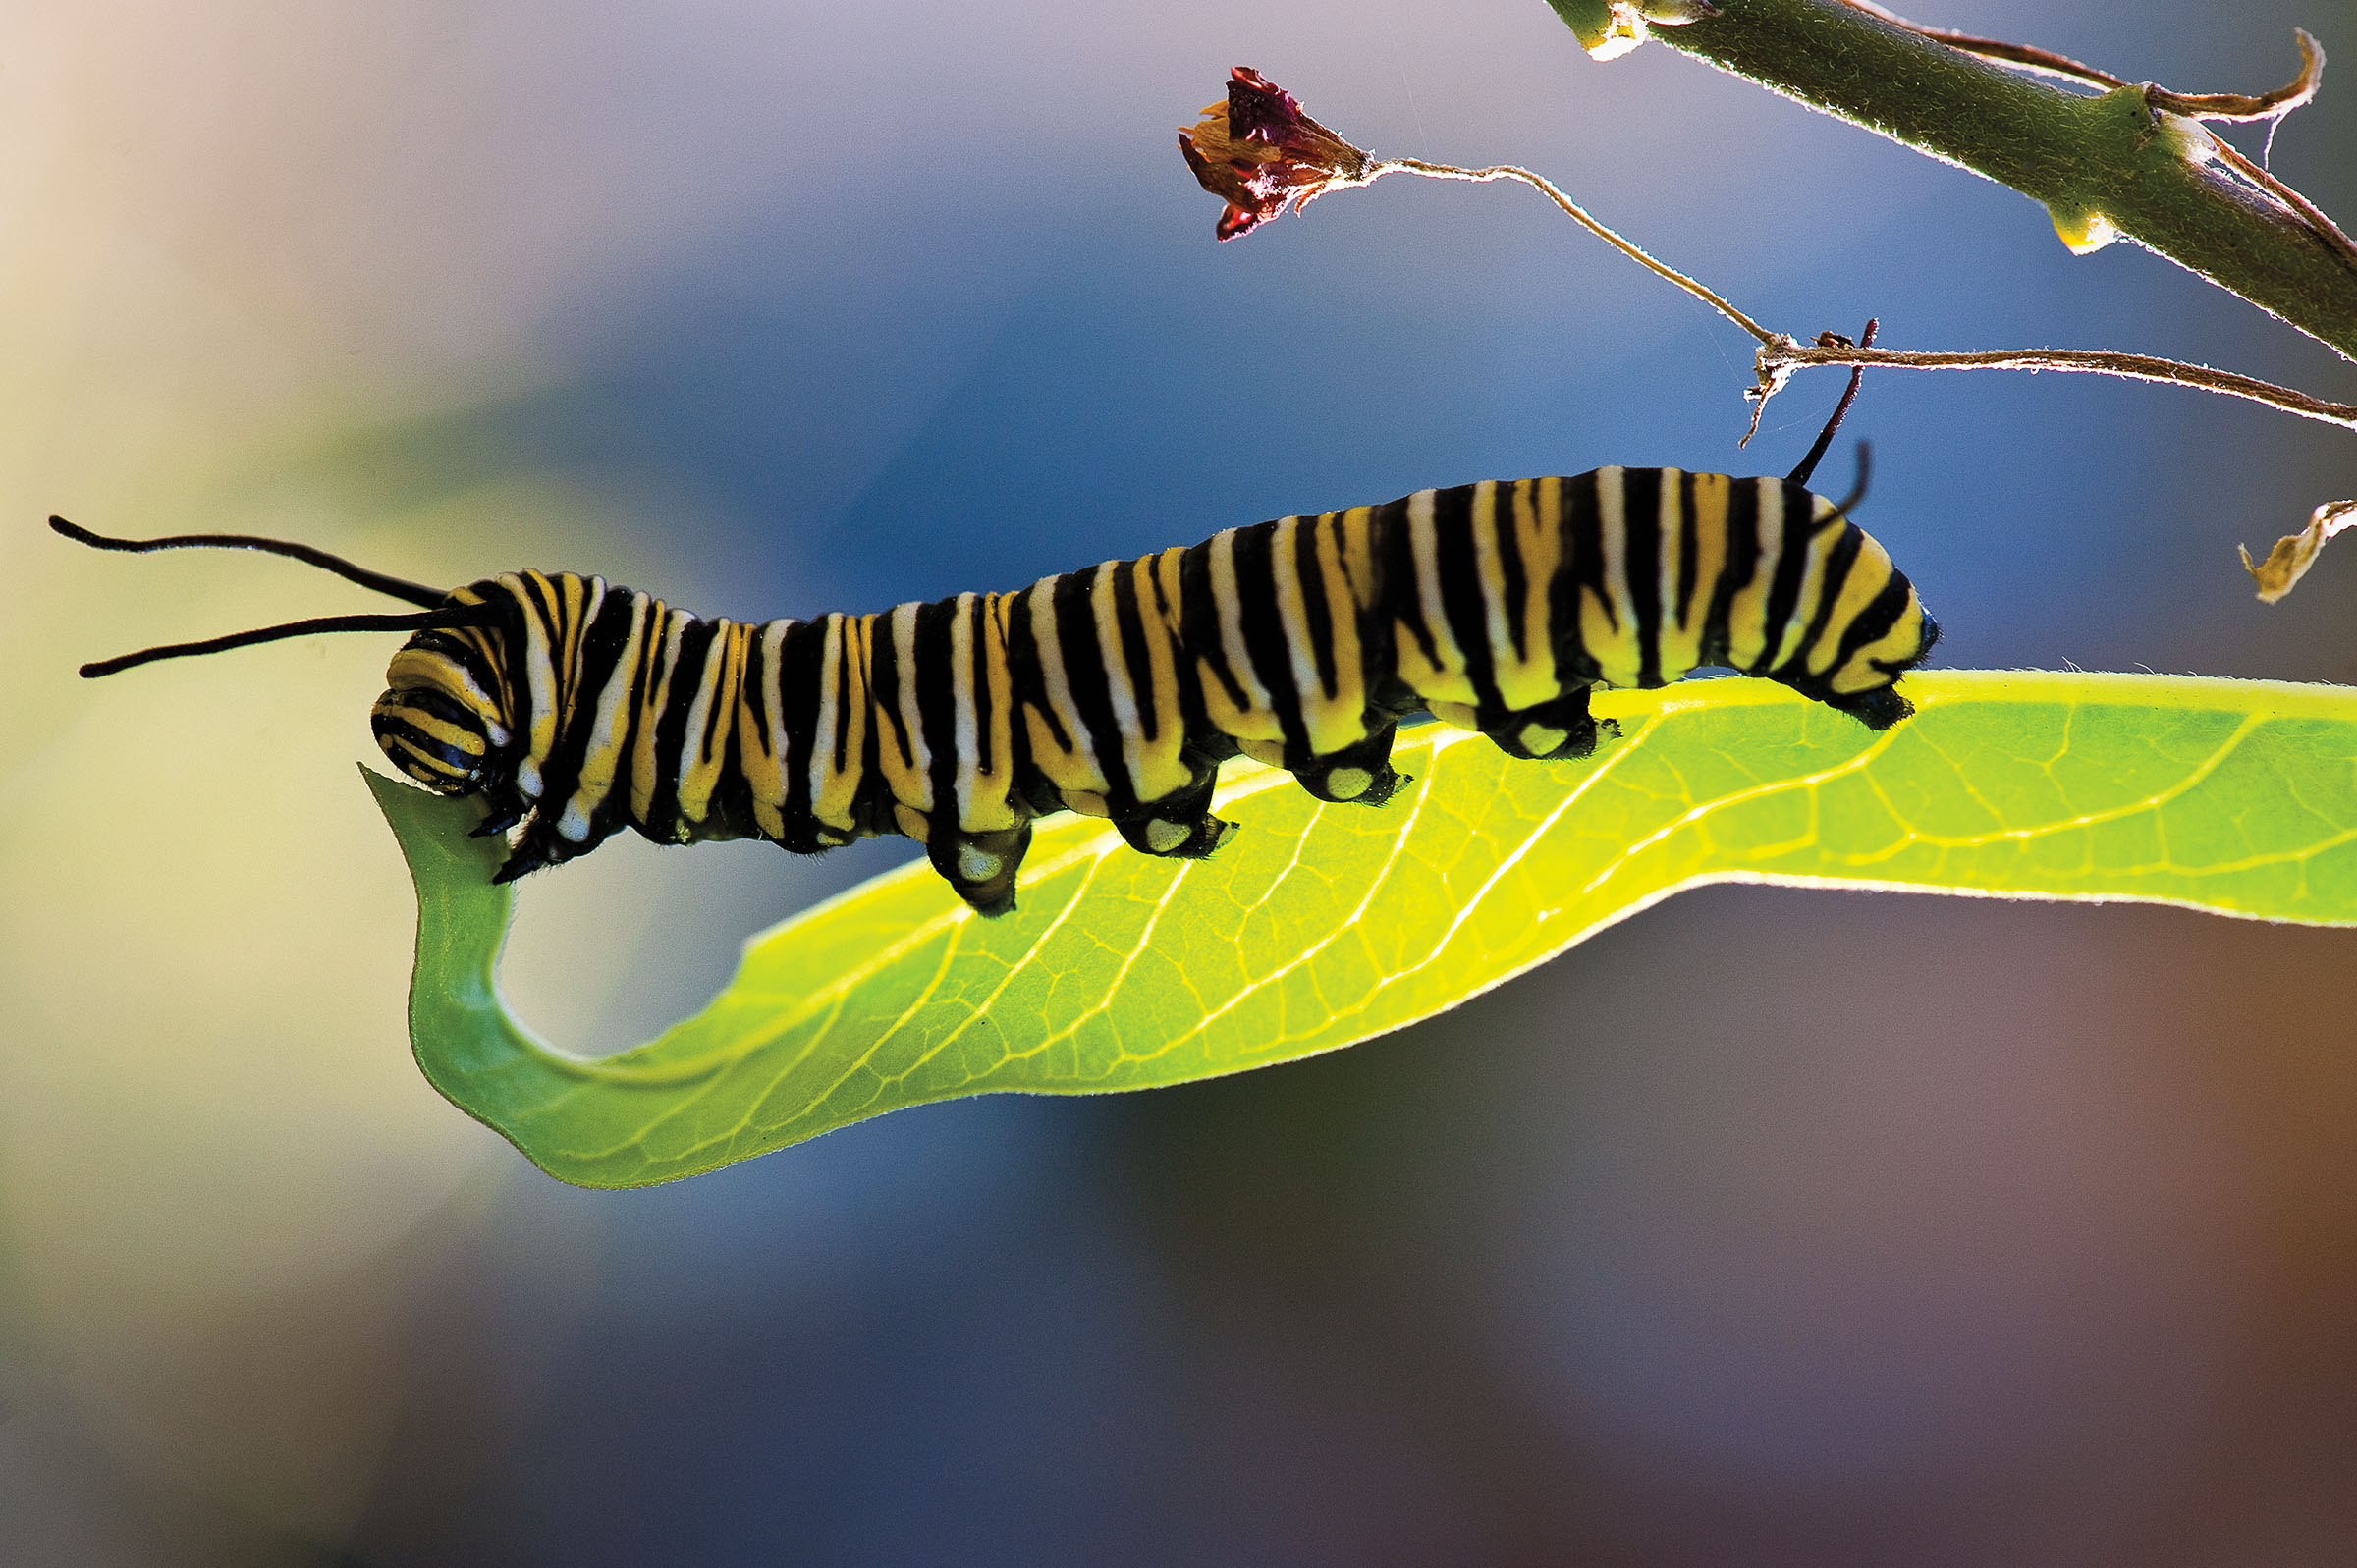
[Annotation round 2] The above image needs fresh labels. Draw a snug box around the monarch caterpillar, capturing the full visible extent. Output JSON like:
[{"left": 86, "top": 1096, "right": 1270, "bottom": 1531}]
[{"left": 59, "top": 411, "right": 1934, "bottom": 917}]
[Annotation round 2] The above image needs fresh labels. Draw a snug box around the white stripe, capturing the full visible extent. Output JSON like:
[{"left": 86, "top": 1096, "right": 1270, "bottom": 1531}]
[
  {"left": 560, "top": 592, "right": 650, "bottom": 835},
  {"left": 1030, "top": 575, "right": 1103, "bottom": 783},
  {"left": 760, "top": 616, "right": 793, "bottom": 788},
  {"left": 1405, "top": 489, "right": 1465, "bottom": 678},
  {"left": 808, "top": 616, "right": 843, "bottom": 809},
  {"left": 1751, "top": 480, "right": 1788, "bottom": 670},
  {"left": 893, "top": 601, "right": 931, "bottom": 810},
  {"left": 675, "top": 622, "right": 730, "bottom": 800},
  {"left": 1597, "top": 467, "right": 1638, "bottom": 643},
  {"left": 1092, "top": 562, "right": 1148, "bottom": 789},
  {"left": 1469, "top": 481, "right": 1515, "bottom": 679},
  {"left": 1210, "top": 528, "right": 1275, "bottom": 712},
  {"left": 1274, "top": 516, "right": 1338, "bottom": 719},
  {"left": 951, "top": 593, "right": 979, "bottom": 826}
]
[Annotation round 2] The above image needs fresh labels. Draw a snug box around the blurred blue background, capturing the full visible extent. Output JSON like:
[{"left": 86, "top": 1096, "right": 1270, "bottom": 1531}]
[{"left": 5, "top": 1, "right": 2357, "bottom": 1562}]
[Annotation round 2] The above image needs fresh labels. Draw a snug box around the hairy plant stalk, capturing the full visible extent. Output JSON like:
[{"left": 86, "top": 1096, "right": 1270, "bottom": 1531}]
[{"left": 1543, "top": 0, "right": 2357, "bottom": 359}]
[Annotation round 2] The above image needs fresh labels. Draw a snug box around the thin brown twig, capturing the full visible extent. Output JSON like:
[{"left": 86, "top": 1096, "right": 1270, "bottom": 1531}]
[
  {"left": 1842, "top": 3, "right": 2324, "bottom": 124},
  {"left": 1754, "top": 339, "right": 2357, "bottom": 434},
  {"left": 1374, "top": 158, "right": 1778, "bottom": 344},
  {"left": 1371, "top": 157, "right": 2357, "bottom": 441},
  {"left": 1837, "top": 7, "right": 2352, "bottom": 271},
  {"left": 1839, "top": 1, "right": 2131, "bottom": 92},
  {"left": 2149, "top": 27, "right": 2325, "bottom": 123},
  {"left": 2199, "top": 128, "right": 2357, "bottom": 272}
]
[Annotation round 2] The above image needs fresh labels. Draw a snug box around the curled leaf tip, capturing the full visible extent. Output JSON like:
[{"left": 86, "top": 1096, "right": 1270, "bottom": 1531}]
[{"left": 1178, "top": 66, "right": 1376, "bottom": 241}]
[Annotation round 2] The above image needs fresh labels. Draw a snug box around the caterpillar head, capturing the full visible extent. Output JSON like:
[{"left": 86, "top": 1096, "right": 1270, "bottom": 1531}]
[
  {"left": 54, "top": 518, "right": 525, "bottom": 794},
  {"left": 370, "top": 623, "right": 516, "bottom": 796},
  {"left": 1820, "top": 583, "right": 1942, "bottom": 732}
]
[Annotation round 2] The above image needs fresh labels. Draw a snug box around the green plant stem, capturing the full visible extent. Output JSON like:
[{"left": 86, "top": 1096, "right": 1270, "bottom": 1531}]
[{"left": 1544, "top": 0, "right": 2357, "bottom": 360}]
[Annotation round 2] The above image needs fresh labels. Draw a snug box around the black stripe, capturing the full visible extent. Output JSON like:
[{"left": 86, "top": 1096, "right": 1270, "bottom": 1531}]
[
  {"left": 1750, "top": 486, "right": 1815, "bottom": 676},
  {"left": 1007, "top": 582, "right": 1077, "bottom": 757},
  {"left": 1428, "top": 484, "right": 1501, "bottom": 710},
  {"left": 1228, "top": 520, "right": 1307, "bottom": 756},
  {"left": 1294, "top": 518, "right": 1340, "bottom": 702},
  {"left": 1556, "top": 473, "right": 1611, "bottom": 688},
  {"left": 1145, "top": 556, "right": 1215, "bottom": 742},
  {"left": 533, "top": 583, "right": 639, "bottom": 825},
  {"left": 1109, "top": 561, "right": 1163, "bottom": 746},
  {"left": 1538, "top": 480, "right": 1587, "bottom": 684},
  {"left": 1698, "top": 477, "right": 1761, "bottom": 669},
  {"left": 643, "top": 614, "right": 716, "bottom": 832},
  {"left": 1052, "top": 567, "right": 1129, "bottom": 798},
  {"left": 772, "top": 617, "right": 827, "bottom": 843},
  {"left": 1492, "top": 483, "right": 1531, "bottom": 666},
  {"left": 1374, "top": 497, "right": 1438, "bottom": 677},
  {"left": 969, "top": 596, "right": 998, "bottom": 781},
  {"left": 1675, "top": 473, "right": 1700, "bottom": 631},
  {"left": 1833, "top": 571, "right": 1918, "bottom": 675},
  {"left": 867, "top": 609, "right": 911, "bottom": 777},
  {"left": 850, "top": 614, "right": 894, "bottom": 835},
  {"left": 1333, "top": 509, "right": 1406, "bottom": 719},
  {"left": 405, "top": 625, "right": 505, "bottom": 723},
  {"left": 1619, "top": 469, "right": 1665, "bottom": 689},
  {"left": 914, "top": 598, "right": 962, "bottom": 823},
  {"left": 1777, "top": 524, "right": 1867, "bottom": 681},
  {"left": 1173, "top": 542, "right": 1248, "bottom": 721}
]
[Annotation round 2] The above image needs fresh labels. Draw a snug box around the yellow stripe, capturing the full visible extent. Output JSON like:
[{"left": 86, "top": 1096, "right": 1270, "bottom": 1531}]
[
  {"left": 629, "top": 607, "right": 687, "bottom": 825},
  {"left": 1498, "top": 479, "right": 1562, "bottom": 709},
  {"left": 1394, "top": 488, "right": 1476, "bottom": 707},
  {"left": 1022, "top": 575, "right": 1111, "bottom": 796},
  {"left": 1674, "top": 473, "right": 1730, "bottom": 674},
  {"left": 808, "top": 614, "right": 868, "bottom": 834},
  {"left": 1584, "top": 468, "right": 1642, "bottom": 688},
  {"left": 1291, "top": 514, "right": 1367, "bottom": 753},
  {"left": 379, "top": 703, "right": 485, "bottom": 756},
  {"left": 949, "top": 592, "right": 1020, "bottom": 833},
  {"left": 1199, "top": 529, "right": 1283, "bottom": 742},
  {"left": 874, "top": 601, "right": 933, "bottom": 813},
  {"left": 1126, "top": 555, "right": 1193, "bottom": 801},
  {"left": 506, "top": 572, "right": 561, "bottom": 799},
  {"left": 673, "top": 621, "right": 746, "bottom": 824},
  {"left": 1809, "top": 533, "right": 1898, "bottom": 678},
  {"left": 387, "top": 733, "right": 469, "bottom": 781},
  {"left": 1764, "top": 500, "right": 1843, "bottom": 674},
  {"left": 1724, "top": 478, "right": 1784, "bottom": 672},
  {"left": 1832, "top": 596, "right": 1927, "bottom": 694},
  {"left": 739, "top": 618, "right": 794, "bottom": 839},
  {"left": 558, "top": 593, "right": 650, "bottom": 842},
  {"left": 1336, "top": 505, "right": 1382, "bottom": 612}
]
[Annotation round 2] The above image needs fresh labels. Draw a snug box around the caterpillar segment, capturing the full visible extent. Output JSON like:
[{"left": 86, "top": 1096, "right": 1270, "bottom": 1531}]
[{"left": 65, "top": 462, "right": 1938, "bottom": 918}]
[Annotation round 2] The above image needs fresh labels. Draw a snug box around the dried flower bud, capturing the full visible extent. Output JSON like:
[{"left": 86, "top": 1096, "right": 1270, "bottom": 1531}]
[
  {"left": 1178, "top": 67, "right": 1376, "bottom": 241},
  {"left": 2241, "top": 497, "right": 2357, "bottom": 602}
]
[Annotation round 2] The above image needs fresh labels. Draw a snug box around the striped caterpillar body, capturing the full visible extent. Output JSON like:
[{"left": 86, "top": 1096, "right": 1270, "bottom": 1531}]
[{"left": 61, "top": 464, "right": 1936, "bottom": 917}]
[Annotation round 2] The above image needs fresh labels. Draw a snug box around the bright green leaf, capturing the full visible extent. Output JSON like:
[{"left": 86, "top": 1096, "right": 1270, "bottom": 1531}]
[{"left": 368, "top": 671, "right": 2357, "bottom": 1187}]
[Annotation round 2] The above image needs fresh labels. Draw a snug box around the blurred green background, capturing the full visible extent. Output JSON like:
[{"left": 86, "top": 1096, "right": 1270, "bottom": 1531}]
[{"left": 6, "top": 1, "right": 2357, "bottom": 1562}]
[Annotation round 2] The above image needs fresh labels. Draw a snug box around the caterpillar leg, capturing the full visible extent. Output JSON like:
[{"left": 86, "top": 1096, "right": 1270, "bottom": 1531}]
[
  {"left": 493, "top": 810, "right": 624, "bottom": 883},
  {"left": 1821, "top": 682, "right": 1914, "bottom": 731},
  {"left": 929, "top": 820, "right": 1034, "bottom": 918},
  {"left": 1113, "top": 767, "right": 1236, "bottom": 860},
  {"left": 1479, "top": 684, "right": 1616, "bottom": 762},
  {"left": 1291, "top": 723, "right": 1409, "bottom": 806}
]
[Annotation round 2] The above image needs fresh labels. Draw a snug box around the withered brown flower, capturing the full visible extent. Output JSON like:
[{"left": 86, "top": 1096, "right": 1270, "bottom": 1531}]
[{"left": 1178, "top": 67, "right": 1376, "bottom": 241}]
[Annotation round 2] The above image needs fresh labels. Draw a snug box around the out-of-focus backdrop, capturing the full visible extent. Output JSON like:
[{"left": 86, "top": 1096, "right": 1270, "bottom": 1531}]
[{"left": 6, "top": 1, "right": 2357, "bottom": 1562}]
